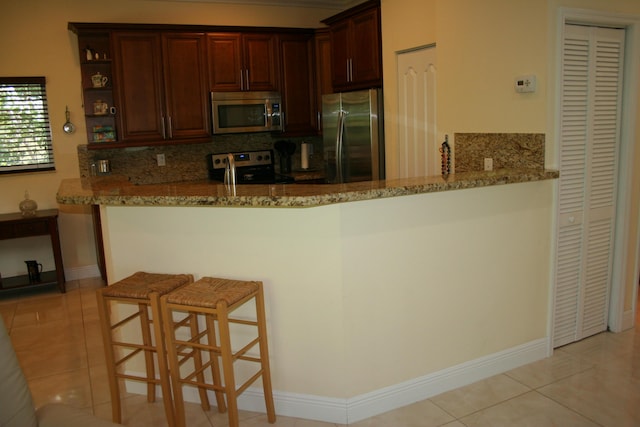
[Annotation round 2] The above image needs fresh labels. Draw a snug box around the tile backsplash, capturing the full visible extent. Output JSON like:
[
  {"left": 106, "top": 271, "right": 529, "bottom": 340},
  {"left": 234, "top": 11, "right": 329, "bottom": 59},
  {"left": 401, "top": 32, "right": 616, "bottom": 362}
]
[
  {"left": 78, "top": 134, "right": 322, "bottom": 184},
  {"left": 454, "top": 133, "right": 545, "bottom": 172}
]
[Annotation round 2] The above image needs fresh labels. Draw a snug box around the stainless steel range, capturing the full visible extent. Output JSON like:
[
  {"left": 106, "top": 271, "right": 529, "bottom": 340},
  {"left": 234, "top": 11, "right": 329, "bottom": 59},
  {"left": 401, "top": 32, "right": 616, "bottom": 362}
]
[{"left": 208, "top": 150, "right": 295, "bottom": 184}]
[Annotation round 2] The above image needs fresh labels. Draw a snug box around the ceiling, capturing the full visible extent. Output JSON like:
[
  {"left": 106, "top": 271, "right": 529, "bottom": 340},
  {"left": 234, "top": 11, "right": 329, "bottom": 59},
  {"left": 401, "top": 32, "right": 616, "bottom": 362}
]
[{"left": 150, "top": 0, "right": 361, "bottom": 10}]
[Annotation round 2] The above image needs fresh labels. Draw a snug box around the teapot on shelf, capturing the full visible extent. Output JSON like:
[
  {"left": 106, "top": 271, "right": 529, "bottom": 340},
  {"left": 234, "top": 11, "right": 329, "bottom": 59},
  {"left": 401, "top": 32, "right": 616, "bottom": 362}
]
[{"left": 91, "top": 72, "right": 108, "bottom": 88}]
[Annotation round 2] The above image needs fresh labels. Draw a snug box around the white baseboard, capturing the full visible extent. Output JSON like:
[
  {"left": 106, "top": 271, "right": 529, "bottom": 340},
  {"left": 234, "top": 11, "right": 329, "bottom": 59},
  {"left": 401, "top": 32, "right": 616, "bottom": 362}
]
[
  {"left": 620, "top": 308, "right": 636, "bottom": 331},
  {"left": 64, "top": 264, "right": 101, "bottom": 281},
  {"left": 126, "top": 337, "right": 548, "bottom": 424}
]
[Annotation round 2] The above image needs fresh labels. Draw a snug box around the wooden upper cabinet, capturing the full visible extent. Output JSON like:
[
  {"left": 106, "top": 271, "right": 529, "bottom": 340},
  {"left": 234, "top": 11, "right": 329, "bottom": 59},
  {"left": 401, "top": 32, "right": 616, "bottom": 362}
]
[
  {"left": 323, "top": 0, "right": 382, "bottom": 91},
  {"left": 350, "top": 8, "right": 382, "bottom": 86},
  {"left": 112, "top": 31, "right": 209, "bottom": 143},
  {"left": 208, "top": 32, "right": 279, "bottom": 92},
  {"left": 314, "top": 29, "right": 333, "bottom": 133},
  {"left": 162, "top": 33, "right": 210, "bottom": 139},
  {"left": 327, "top": 21, "right": 350, "bottom": 89},
  {"left": 279, "top": 33, "right": 316, "bottom": 136},
  {"left": 112, "top": 32, "right": 165, "bottom": 141}
]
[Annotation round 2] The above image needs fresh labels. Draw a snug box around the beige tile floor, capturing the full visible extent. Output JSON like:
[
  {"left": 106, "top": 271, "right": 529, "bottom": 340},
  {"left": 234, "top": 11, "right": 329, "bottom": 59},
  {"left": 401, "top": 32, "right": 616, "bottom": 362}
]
[{"left": 1, "top": 276, "right": 639, "bottom": 427}]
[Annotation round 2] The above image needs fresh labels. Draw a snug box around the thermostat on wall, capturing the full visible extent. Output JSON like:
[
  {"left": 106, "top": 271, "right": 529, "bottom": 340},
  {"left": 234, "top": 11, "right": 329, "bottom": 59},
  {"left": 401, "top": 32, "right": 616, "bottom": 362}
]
[{"left": 515, "top": 75, "right": 536, "bottom": 93}]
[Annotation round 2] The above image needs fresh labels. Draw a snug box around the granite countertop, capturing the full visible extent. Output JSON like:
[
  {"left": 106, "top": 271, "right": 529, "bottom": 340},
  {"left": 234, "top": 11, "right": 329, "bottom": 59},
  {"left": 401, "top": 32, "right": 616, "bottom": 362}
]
[{"left": 56, "top": 169, "right": 558, "bottom": 208}]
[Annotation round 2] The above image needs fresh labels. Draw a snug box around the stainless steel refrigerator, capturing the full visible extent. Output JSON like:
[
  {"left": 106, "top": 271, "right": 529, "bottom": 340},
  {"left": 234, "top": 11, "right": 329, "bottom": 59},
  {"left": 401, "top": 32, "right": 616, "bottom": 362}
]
[{"left": 322, "top": 89, "right": 385, "bottom": 184}]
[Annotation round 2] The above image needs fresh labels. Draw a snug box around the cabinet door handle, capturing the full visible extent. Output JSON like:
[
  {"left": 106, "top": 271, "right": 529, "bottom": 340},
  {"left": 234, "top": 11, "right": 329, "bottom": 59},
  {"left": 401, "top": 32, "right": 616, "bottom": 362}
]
[
  {"left": 245, "top": 69, "right": 249, "bottom": 91},
  {"left": 349, "top": 58, "right": 353, "bottom": 82},
  {"left": 346, "top": 60, "right": 350, "bottom": 82},
  {"left": 167, "top": 116, "right": 173, "bottom": 139},
  {"left": 161, "top": 116, "right": 166, "bottom": 139}
]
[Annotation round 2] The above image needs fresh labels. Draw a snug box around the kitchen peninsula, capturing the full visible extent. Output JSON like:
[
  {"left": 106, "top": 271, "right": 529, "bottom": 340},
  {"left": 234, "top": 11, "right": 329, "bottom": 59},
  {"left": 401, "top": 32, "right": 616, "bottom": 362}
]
[{"left": 57, "top": 170, "right": 558, "bottom": 423}]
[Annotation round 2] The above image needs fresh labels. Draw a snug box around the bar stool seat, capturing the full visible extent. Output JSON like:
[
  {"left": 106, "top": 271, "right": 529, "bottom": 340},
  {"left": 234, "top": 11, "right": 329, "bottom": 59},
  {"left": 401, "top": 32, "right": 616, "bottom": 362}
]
[
  {"left": 160, "top": 277, "right": 276, "bottom": 427},
  {"left": 96, "top": 271, "right": 193, "bottom": 426}
]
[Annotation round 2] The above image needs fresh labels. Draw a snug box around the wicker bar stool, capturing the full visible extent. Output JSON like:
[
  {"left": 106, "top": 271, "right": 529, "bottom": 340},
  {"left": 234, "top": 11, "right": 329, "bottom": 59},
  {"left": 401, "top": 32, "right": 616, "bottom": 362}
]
[
  {"left": 96, "top": 271, "right": 193, "bottom": 426},
  {"left": 160, "top": 277, "right": 276, "bottom": 427}
]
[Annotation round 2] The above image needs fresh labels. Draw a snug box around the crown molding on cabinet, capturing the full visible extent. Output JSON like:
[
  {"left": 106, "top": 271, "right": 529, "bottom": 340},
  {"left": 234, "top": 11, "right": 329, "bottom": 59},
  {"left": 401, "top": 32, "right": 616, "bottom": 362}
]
[{"left": 142, "top": 0, "right": 363, "bottom": 10}]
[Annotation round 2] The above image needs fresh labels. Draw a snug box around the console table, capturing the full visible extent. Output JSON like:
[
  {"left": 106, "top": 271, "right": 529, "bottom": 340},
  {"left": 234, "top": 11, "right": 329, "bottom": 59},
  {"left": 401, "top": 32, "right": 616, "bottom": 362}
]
[{"left": 0, "top": 209, "right": 66, "bottom": 293}]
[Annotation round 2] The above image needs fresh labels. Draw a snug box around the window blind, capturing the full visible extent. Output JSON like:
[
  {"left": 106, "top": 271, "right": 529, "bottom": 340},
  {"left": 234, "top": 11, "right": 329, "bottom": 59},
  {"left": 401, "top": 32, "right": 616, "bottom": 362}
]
[{"left": 0, "top": 76, "right": 55, "bottom": 173}]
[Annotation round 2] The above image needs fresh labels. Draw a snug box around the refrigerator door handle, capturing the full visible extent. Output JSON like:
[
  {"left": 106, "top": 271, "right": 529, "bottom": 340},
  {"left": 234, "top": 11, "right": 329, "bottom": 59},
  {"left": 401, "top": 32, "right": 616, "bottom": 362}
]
[{"left": 335, "top": 110, "right": 346, "bottom": 183}]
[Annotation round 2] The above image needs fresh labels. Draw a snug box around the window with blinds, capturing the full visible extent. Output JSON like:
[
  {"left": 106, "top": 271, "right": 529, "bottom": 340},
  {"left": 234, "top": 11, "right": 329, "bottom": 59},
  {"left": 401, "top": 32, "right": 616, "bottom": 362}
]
[{"left": 0, "top": 77, "right": 55, "bottom": 174}]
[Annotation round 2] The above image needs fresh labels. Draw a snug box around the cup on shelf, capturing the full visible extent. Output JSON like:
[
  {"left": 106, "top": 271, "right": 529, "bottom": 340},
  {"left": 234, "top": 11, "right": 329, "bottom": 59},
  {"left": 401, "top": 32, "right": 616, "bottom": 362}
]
[{"left": 93, "top": 100, "right": 108, "bottom": 115}]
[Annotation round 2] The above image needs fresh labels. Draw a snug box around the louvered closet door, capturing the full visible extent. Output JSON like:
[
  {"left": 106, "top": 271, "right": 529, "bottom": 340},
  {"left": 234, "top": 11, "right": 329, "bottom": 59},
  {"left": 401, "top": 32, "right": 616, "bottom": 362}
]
[{"left": 553, "top": 24, "right": 625, "bottom": 348}]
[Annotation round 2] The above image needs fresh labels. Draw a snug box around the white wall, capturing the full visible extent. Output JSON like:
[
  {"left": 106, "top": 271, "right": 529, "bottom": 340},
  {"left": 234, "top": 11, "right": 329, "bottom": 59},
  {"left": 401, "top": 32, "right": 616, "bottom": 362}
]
[{"left": 380, "top": 0, "right": 640, "bottom": 325}]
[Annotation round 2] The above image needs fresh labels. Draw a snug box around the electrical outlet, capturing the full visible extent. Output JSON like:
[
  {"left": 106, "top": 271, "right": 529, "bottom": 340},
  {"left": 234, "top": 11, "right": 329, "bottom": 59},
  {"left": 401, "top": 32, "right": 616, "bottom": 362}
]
[
  {"left": 515, "top": 75, "right": 537, "bottom": 93},
  {"left": 484, "top": 158, "right": 493, "bottom": 171},
  {"left": 157, "top": 154, "right": 166, "bottom": 167}
]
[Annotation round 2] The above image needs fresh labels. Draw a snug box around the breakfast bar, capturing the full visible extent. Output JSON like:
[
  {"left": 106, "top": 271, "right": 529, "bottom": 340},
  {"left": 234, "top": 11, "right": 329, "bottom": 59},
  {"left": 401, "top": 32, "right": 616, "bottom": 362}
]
[{"left": 57, "top": 170, "right": 558, "bottom": 423}]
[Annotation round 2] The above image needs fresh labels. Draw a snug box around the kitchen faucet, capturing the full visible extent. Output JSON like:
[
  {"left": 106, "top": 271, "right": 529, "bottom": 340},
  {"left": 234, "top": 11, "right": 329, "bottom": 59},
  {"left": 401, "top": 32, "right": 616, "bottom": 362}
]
[{"left": 224, "top": 153, "right": 236, "bottom": 187}]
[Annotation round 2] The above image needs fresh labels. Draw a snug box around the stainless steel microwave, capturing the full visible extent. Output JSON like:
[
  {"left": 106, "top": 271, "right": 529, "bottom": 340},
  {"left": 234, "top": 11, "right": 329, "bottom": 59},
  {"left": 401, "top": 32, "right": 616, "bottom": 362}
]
[{"left": 211, "top": 91, "right": 283, "bottom": 134}]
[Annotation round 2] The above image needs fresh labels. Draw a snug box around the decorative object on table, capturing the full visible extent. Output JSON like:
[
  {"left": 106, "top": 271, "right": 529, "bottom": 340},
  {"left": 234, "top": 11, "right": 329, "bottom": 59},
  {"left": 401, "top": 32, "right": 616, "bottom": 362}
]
[
  {"left": 24, "top": 260, "right": 43, "bottom": 283},
  {"left": 19, "top": 191, "right": 37, "bottom": 217},
  {"left": 91, "top": 72, "right": 108, "bottom": 88},
  {"left": 440, "top": 134, "right": 451, "bottom": 177},
  {"left": 92, "top": 125, "right": 116, "bottom": 142},
  {"left": 62, "top": 106, "right": 75, "bottom": 134},
  {"left": 93, "top": 99, "right": 108, "bottom": 115}
]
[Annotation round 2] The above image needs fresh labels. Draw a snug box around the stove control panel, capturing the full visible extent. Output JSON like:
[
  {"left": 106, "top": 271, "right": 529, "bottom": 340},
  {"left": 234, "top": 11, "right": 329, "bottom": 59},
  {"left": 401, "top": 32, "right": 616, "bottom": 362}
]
[{"left": 210, "top": 150, "right": 273, "bottom": 170}]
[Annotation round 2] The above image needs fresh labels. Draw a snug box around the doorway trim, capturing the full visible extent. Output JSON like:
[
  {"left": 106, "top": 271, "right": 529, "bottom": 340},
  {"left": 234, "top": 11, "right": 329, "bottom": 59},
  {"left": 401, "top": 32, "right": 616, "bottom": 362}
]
[{"left": 553, "top": 7, "right": 640, "bottom": 338}]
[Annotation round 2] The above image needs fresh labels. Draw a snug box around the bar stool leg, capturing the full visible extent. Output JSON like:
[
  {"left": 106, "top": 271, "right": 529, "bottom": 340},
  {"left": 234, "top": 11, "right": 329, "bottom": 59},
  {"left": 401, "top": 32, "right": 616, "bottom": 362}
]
[
  {"left": 149, "top": 292, "right": 176, "bottom": 427},
  {"left": 188, "top": 312, "right": 211, "bottom": 411},
  {"left": 256, "top": 287, "right": 276, "bottom": 423},
  {"left": 96, "top": 291, "right": 122, "bottom": 424},
  {"left": 217, "top": 302, "right": 240, "bottom": 427},
  {"left": 205, "top": 314, "right": 227, "bottom": 412},
  {"left": 138, "top": 303, "right": 156, "bottom": 403},
  {"left": 162, "top": 299, "right": 187, "bottom": 427}
]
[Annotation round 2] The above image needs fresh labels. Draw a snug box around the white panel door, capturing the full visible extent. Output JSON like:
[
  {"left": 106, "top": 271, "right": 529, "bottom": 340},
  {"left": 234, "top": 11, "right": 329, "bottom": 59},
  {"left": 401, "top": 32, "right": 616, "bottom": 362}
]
[
  {"left": 553, "top": 24, "right": 625, "bottom": 348},
  {"left": 397, "top": 46, "right": 437, "bottom": 178}
]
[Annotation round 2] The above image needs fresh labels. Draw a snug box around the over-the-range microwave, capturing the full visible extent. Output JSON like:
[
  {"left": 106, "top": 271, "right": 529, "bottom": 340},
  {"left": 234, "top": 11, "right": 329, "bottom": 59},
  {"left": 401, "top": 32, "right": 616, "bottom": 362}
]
[{"left": 211, "top": 91, "right": 283, "bottom": 134}]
